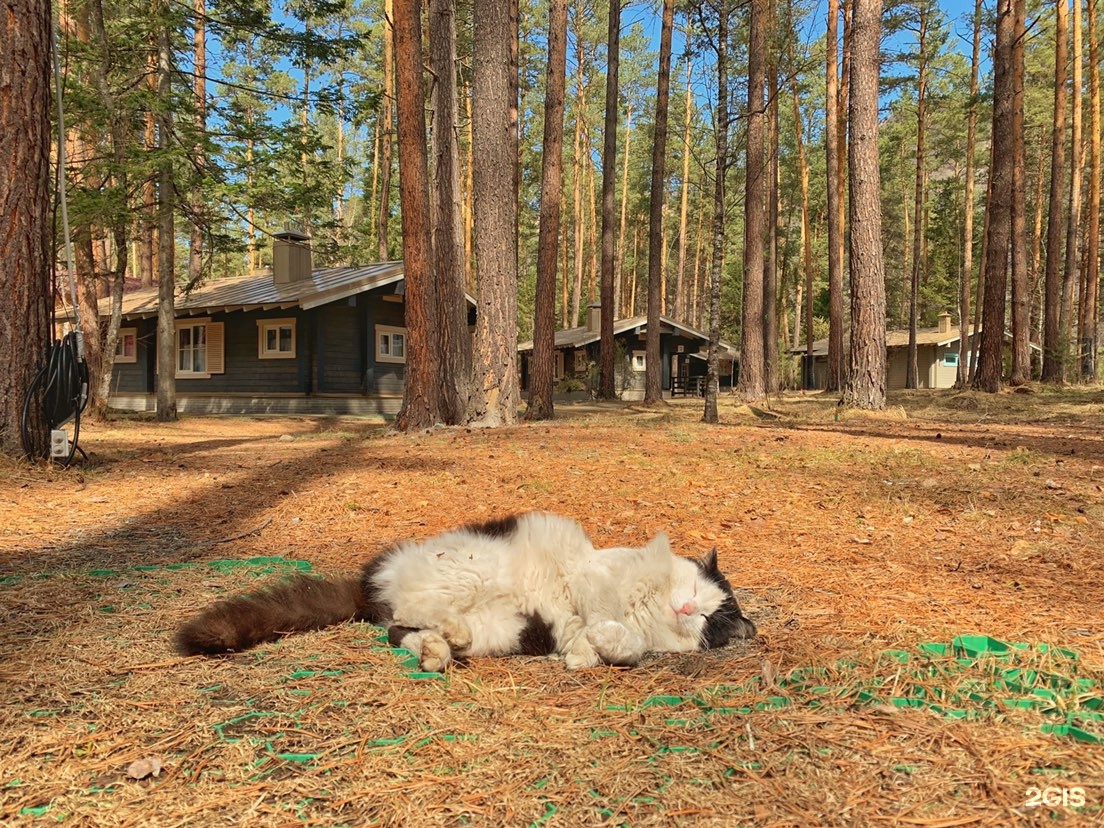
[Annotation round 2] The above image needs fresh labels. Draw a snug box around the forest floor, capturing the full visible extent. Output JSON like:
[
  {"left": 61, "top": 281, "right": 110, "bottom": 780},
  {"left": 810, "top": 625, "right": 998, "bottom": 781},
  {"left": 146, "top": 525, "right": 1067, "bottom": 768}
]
[{"left": 1, "top": 387, "right": 1103, "bottom": 826}]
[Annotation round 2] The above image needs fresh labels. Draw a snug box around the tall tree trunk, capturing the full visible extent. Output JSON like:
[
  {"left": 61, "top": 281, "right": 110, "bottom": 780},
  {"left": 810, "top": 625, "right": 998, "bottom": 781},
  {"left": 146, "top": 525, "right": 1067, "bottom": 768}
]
[
  {"left": 843, "top": 0, "right": 886, "bottom": 409},
  {"left": 974, "top": 0, "right": 1016, "bottom": 393},
  {"left": 739, "top": 0, "right": 768, "bottom": 402},
  {"left": 1063, "top": 0, "right": 1084, "bottom": 378},
  {"left": 155, "top": 15, "right": 177, "bottom": 422},
  {"left": 569, "top": 8, "right": 586, "bottom": 329},
  {"left": 464, "top": 82, "right": 474, "bottom": 288},
  {"left": 958, "top": 0, "right": 984, "bottom": 387},
  {"left": 378, "top": 0, "right": 395, "bottom": 260},
  {"left": 597, "top": 0, "right": 620, "bottom": 399},
  {"left": 703, "top": 0, "right": 728, "bottom": 423},
  {"left": 189, "top": 0, "right": 206, "bottom": 286},
  {"left": 907, "top": 3, "right": 927, "bottom": 389},
  {"left": 674, "top": 28, "right": 693, "bottom": 322},
  {"left": 644, "top": 0, "right": 674, "bottom": 404},
  {"left": 393, "top": 0, "right": 441, "bottom": 431},
  {"left": 616, "top": 103, "right": 633, "bottom": 316},
  {"left": 764, "top": 6, "right": 780, "bottom": 395},
  {"left": 88, "top": 0, "right": 130, "bottom": 420},
  {"left": 0, "top": 0, "right": 52, "bottom": 457},
  {"left": 1009, "top": 0, "right": 1031, "bottom": 385},
  {"left": 429, "top": 0, "right": 471, "bottom": 423},
  {"left": 1042, "top": 0, "right": 1068, "bottom": 383},
  {"left": 526, "top": 0, "right": 568, "bottom": 420},
  {"left": 825, "top": 0, "right": 845, "bottom": 391},
  {"left": 970, "top": 147, "right": 993, "bottom": 384},
  {"left": 1082, "top": 0, "right": 1101, "bottom": 379},
  {"left": 692, "top": 197, "right": 705, "bottom": 328},
  {"left": 140, "top": 103, "right": 157, "bottom": 287},
  {"left": 469, "top": 0, "right": 520, "bottom": 425},
  {"left": 788, "top": 28, "right": 815, "bottom": 389}
]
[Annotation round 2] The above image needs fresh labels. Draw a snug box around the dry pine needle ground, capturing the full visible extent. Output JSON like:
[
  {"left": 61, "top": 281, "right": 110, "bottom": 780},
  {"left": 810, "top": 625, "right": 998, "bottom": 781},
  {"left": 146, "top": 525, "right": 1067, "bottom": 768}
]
[{"left": 1, "top": 389, "right": 1102, "bottom": 826}]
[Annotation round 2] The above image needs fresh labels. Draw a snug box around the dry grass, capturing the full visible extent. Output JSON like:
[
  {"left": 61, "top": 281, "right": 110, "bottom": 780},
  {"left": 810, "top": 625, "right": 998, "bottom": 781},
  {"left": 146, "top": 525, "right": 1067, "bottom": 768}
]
[{"left": 1, "top": 390, "right": 1103, "bottom": 826}]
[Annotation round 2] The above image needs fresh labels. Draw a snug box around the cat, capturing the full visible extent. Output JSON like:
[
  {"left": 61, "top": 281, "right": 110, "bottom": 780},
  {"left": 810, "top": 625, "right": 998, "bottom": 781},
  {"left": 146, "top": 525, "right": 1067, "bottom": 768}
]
[{"left": 174, "top": 512, "right": 756, "bottom": 671}]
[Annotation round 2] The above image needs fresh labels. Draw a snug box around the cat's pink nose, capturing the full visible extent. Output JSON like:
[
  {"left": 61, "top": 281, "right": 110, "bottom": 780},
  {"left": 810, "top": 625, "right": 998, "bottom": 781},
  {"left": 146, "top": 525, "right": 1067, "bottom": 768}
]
[{"left": 677, "top": 601, "right": 695, "bottom": 616}]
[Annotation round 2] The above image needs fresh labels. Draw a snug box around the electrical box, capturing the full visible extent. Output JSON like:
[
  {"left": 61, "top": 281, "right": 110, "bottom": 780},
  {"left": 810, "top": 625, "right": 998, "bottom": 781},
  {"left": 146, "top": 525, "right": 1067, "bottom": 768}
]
[{"left": 50, "top": 429, "right": 69, "bottom": 458}]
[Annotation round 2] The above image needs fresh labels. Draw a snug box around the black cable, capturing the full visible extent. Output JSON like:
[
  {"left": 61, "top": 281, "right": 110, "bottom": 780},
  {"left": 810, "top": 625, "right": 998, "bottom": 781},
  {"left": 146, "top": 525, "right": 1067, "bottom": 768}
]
[{"left": 21, "top": 332, "right": 89, "bottom": 466}]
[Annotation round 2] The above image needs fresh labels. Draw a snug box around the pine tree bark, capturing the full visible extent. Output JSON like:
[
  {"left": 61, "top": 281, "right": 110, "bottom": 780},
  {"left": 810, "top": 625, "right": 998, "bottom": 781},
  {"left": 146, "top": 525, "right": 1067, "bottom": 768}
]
[
  {"left": 1063, "top": 0, "right": 1084, "bottom": 378},
  {"left": 378, "top": 0, "right": 395, "bottom": 260},
  {"left": 674, "top": 29, "right": 693, "bottom": 322},
  {"left": 974, "top": 0, "right": 1015, "bottom": 393},
  {"left": 825, "top": 0, "right": 845, "bottom": 391},
  {"left": 1009, "top": 0, "right": 1031, "bottom": 385},
  {"left": 469, "top": 0, "right": 520, "bottom": 425},
  {"left": 597, "top": 0, "right": 620, "bottom": 399},
  {"left": 764, "top": 6, "right": 780, "bottom": 395},
  {"left": 155, "top": 15, "right": 177, "bottom": 422},
  {"left": 1042, "top": 1, "right": 1069, "bottom": 383},
  {"left": 644, "top": 0, "right": 674, "bottom": 405},
  {"left": 957, "top": 0, "right": 984, "bottom": 387},
  {"left": 189, "top": 0, "right": 206, "bottom": 286},
  {"left": 703, "top": 0, "right": 728, "bottom": 423},
  {"left": 0, "top": 0, "right": 52, "bottom": 457},
  {"left": 738, "top": 0, "right": 768, "bottom": 402},
  {"left": 526, "top": 0, "right": 568, "bottom": 420},
  {"left": 428, "top": 0, "right": 471, "bottom": 423},
  {"left": 843, "top": 0, "right": 886, "bottom": 409},
  {"left": 88, "top": 0, "right": 130, "bottom": 420},
  {"left": 788, "top": 25, "right": 815, "bottom": 389},
  {"left": 906, "top": 3, "right": 927, "bottom": 389},
  {"left": 393, "top": 0, "right": 441, "bottom": 431},
  {"left": 1081, "top": 0, "right": 1101, "bottom": 379},
  {"left": 616, "top": 103, "right": 633, "bottom": 316},
  {"left": 569, "top": 6, "right": 587, "bottom": 329}
]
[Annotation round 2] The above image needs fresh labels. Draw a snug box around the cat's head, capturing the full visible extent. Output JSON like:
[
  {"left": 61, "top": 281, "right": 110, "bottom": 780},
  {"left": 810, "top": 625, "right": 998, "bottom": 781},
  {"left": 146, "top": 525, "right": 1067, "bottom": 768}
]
[{"left": 660, "top": 538, "right": 757, "bottom": 650}]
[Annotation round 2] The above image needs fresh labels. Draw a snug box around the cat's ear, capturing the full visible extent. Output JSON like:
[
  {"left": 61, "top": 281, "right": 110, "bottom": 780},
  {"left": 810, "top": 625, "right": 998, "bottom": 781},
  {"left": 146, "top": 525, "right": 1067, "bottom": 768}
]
[
  {"left": 646, "top": 532, "right": 673, "bottom": 555},
  {"left": 699, "top": 548, "right": 719, "bottom": 572}
]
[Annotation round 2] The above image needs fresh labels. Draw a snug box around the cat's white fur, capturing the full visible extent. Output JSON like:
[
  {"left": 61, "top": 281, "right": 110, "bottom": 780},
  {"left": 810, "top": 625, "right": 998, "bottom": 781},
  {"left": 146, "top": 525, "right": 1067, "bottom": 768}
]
[{"left": 371, "top": 512, "right": 732, "bottom": 670}]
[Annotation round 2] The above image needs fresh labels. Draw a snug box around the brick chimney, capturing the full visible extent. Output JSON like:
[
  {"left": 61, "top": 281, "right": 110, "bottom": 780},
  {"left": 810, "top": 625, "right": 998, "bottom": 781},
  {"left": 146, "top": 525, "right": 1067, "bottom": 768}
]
[
  {"left": 586, "top": 303, "right": 601, "bottom": 333},
  {"left": 272, "top": 227, "right": 313, "bottom": 285},
  {"left": 938, "top": 311, "right": 952, "bottom": 334}
]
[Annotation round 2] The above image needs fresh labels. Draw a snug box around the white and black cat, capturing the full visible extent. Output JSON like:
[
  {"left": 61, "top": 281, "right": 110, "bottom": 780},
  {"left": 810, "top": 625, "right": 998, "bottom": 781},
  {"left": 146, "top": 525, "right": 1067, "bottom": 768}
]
[{"left": 174, "top": 512, "right": 756, "bottom": 670}]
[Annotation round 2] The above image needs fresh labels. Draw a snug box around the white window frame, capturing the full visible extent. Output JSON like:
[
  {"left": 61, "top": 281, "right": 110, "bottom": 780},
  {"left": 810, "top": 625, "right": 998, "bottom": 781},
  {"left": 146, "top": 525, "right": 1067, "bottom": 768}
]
[
  {"left": 176, "top": 318, "right": 210, "bottom": 378},
  {"left": 376, "top": 324, "right": 408, "bottom": 364},
  {"left": 257, "top": 317, "right": 297, "bottom": 359},
  {"left": 631, "top": 350, "right": 647, "bottom": 372},
  {"left": 115, "top": 327, "right": 138, "bottom": 364}
]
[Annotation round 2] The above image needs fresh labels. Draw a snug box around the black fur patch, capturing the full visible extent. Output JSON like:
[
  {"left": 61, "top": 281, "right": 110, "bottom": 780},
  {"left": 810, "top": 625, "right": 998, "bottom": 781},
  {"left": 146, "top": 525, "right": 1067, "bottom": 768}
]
[
  {"left": 516, "top": 613, "right": 556, "bottom": 656},
  {"left": 358, "top": 551, "right": 395, "bottom": 624},
  {"left": 696, "top": 555, "right": 757, "bottom": 649},
  {"left": 387, "top": 624, "right": 421, "bottom": 647},
  {"left": 464, "top": 515, "right": 520, "bottom": 539}
]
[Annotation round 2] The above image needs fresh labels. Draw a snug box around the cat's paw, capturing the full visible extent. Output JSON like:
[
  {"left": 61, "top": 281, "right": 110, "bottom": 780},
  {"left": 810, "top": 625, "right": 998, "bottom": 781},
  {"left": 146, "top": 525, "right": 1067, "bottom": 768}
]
[
  {"left": 438, "top": 616, "right": 472, "bottom": 653},
  {"left": 565, "top": 649, "right": 600, "bottom": 675},
  {"left": 419, "top": 632, "right": 452, "bottom": 673},
  {"left": 586, "top": 621, "right": 645, "bottom": 666}
]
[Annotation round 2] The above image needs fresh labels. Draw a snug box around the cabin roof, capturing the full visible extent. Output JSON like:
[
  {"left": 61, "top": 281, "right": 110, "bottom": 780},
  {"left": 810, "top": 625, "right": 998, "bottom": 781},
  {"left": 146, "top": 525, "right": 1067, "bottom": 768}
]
[{"left": 102, "top": 262, "right": 407, "bottom": 320}]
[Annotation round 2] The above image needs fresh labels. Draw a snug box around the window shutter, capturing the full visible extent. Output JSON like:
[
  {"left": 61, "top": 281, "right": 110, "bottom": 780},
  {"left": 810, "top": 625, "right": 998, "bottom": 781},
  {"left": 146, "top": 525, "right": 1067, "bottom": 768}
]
[{"left": 207, "top": 322, "right": 225, "bottom": 374}]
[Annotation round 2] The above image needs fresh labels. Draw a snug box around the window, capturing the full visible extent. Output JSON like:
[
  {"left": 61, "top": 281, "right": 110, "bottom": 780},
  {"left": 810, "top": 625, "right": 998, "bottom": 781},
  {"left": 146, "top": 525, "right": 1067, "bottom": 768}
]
[
  {"left": 555, "top": 351, "right": 565, "bottom": 380},
  {"left": 943, "top": 351, "right": 960, "bottom": 368},
  {"left": 632, "top": 351, "right": 646, "bottom": 372},
  {"left": 574, "top": 349, "right": 588, "bottom": 373},
  {"left": 175, "top": 319, "right": 224, "bottom": 377},
  {"left": 376, "top": 325, "right": 407, "bottom": 364},
  {"left": 115, "top": 328, "right": 137, "bottom": 363},
  {"left": 258, "top": 318, "right": 296, "bottom": 359}
]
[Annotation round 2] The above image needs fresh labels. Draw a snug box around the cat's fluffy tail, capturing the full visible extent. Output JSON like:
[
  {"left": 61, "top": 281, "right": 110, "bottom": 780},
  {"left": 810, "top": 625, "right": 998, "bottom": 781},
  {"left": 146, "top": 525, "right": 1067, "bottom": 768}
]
[{"left": 174, "top": 574, "right": 385, "bottom": 656}]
